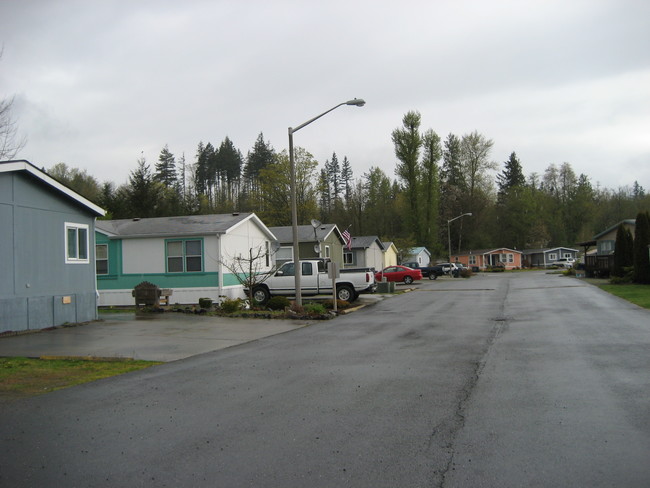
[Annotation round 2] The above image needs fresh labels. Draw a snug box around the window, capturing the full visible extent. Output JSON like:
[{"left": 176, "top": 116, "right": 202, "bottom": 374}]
[
  {"left": 469, "top": 255, "right": 476, "bottom": 265},
  {"left": 276, "top": 246, "right": 293, "bottom": 263},
  {"left": 65, "top": 223, "right": 89, "bottom": 264},
  {"left": 302, "top": 262, "right": 313, "bottom": 276},
  {"left": 96, "top": 244, "right": 108, "bottom": 275},
  {"left": 344, "top": 251, "right": 353, "bottom": 265},
  {"left": 166, "top": 239, "right": 203, "bottom": 273},
  {"left": 325, "top": 245, "right": 331, "bottom": 258},
  {"left": 265, "top": 241, "right": 270, "bottom": 267},
  {"left": 548, "top": 253, "right": 557, "bottom": 261},
  {"left": 600, "top": 241, "right": 613, "bottom": 253}
]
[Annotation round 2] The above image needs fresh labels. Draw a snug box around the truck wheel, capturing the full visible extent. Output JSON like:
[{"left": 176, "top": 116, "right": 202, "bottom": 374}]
[
  {"left": 428, "top": 273, "right": 437, "bottom": 280},
  {"left": 336, "top": 285, "right": 355, "bottom": 302},
  {"left": 252, "top": 286, "right": 270, "bottom": 305},
  {"left": 404, "top": 276, "right": 414, "bottom": 285}
]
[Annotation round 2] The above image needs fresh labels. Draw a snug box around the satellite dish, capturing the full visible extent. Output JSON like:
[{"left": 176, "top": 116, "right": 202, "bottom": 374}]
[
  {"left": 311, "top": 219, "right": 321, "bottom": 229},
  {"left": 314, "top": 244, "right": 320, "bottom": 254}
]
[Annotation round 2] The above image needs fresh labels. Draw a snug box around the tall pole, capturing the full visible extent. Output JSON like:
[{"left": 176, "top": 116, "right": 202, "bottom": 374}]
[
  {"left": 288, "top": 98, "right": 365, "bottom": 306},
  {"left": 447, "top": 212, "right": 472, "bottom": 269},
  {"left": 288, "top": 128, "right": 301, "bottom": 305}
]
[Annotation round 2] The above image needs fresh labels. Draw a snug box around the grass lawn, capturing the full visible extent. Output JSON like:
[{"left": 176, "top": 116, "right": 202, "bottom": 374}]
[
  {"left": 597, "top": 283, "right": 650, "bottom": 309},
  {"left": 0, "top": 357, "right": 161, "bottom": 403}
]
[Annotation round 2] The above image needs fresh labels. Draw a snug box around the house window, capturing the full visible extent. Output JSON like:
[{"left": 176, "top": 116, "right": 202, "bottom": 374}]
[
  {"left": 325, "top": 245, "right": 331, "bottom": 258},
  {"left": 265, "top": 241, "right": 270, "bottom": 267},
  {"left": 96, "top": 244, "right": 108, "bottom": 275},
  {"left": 344, "top": 251, "right": 353, "bottom": 265},
  {"left": 166, "top": 239, "right": 203, "bottom": 273},
  {"left": 276, "top": 246, "right": 293, "bottom": 263},
  {"left": 548, "top": 253, "right": 557, "bottom": 261},
  {"left": 469, "top": 255, "right": 476, "bottom": 265},
  {"left": 599, "top": 241, "right": 613, "bottom": 253},
  {"left": 563, "top": 252, "right": 572, "bottom": 259},
  {"left": 65, "top": 223, "right": 89, "bottom": 264}
]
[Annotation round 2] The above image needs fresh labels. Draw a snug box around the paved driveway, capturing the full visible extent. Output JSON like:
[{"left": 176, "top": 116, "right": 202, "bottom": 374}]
[{"left": 0, "top": 312, "right": 312, "bottom": 362}]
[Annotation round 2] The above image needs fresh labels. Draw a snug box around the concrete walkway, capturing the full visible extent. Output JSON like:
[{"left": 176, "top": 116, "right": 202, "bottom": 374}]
[{"left": 0, "top": 312, "right": 313, "bottom": 362}]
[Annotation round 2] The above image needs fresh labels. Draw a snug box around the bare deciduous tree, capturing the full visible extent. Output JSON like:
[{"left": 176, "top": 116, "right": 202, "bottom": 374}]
[{"left": 219, "top": 245, "right": 277, "bottom": 305}]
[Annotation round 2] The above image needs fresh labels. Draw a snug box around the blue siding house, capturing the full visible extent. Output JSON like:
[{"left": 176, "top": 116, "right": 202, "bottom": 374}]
[{"left": 0, "top": 160, "right": 105, "bottom": 332}]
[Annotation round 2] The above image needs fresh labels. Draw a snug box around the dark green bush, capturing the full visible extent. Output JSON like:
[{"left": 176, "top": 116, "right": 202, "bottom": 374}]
[
  {"left": 460, "top": 268, "right": 473, "bottom": 278},
  {"left": 267, "top": 296, "right": 291, "bottom": 311},
  {"left": 198, "top": 298, "right": 213, "bottom": 309}
]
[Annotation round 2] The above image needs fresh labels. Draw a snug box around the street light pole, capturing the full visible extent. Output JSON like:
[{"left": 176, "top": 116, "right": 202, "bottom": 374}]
[
  {"left": 288, "top": 98, "right": 365, "bottom": 306},
  {"left": 447, "top": 212, "right": 472, "bottom": 268}
]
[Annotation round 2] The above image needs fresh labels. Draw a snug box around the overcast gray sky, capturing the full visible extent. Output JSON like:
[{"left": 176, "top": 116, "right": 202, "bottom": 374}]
[{"left": 2, "top": 0, "right": 649, "bottom": 190}]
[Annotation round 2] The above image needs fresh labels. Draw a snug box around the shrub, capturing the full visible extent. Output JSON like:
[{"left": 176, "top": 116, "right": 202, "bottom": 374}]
[
  {"left": 267, "top": 296, "right": 291, "bottom": 311},
  {"left": 198, "top": 298, "right": 213, "bottom": 309},
  {"left": 460, "top": 268, "right": 473, "bottom": 278},
  {"left": 487, "top": 265, "right": 505, "bottom": 273},
  {"left": 220, "top": 297, "right": 244, "bottom": 313},
  {"left": 303, "top": 303, "right": 327, "bottom": 315},
  {"left": 322, "top": 299, "right": 350, "bottom": 310}
]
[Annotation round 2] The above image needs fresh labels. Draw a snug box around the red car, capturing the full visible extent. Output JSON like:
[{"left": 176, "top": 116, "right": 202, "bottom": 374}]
[{"left": 375, "top": 265, "right": 422, "bottom": 284}]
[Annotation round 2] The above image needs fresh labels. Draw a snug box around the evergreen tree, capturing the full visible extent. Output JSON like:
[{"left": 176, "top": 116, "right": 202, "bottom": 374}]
[
  {"left": 341, "top": 157, "right": 353, "bottom": 202},
  {"left": 127, "top": 156, "right": 158, "bottom": 218},
  {"left": 325, "top": 152, "right": 341, "bottom": 203},
  {"left": 613, "top": 224, "right": 634, "bottom": 277},
  {"left": 363, "top": 167, "right": 394, "bottom": 238},
  {"left": 244, "top": 133, "right": 275, "bottom": 192},
  {"left": 317, "top": 168, "right": 331, "bottom": 221},
  {"left": 213, "top": 137, "right": 243, "bottom": 208},
  {"left": 633, "top": 211, "right": 650, "bottom": 284},
  {"left": 496, "top": 152, "right": 525, "bottom": 202},
  {"left": 154, "top": 144, "right": 177, "bottom": 187}
]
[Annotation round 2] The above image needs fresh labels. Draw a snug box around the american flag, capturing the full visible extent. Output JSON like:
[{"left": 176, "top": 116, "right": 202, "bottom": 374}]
[{"left": 342, "top": 228, "right": 352, "bottom": 250}]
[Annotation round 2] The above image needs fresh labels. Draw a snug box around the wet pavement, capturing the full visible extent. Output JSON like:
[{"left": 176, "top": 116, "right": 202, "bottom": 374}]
[{"left": 0, "top": 312, "right": 313, "bottom": 362}]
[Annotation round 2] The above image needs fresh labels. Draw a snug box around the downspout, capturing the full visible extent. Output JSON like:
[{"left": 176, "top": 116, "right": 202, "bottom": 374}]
[{"left": 217, "top": 233, "right": 223, "bottom": 301}]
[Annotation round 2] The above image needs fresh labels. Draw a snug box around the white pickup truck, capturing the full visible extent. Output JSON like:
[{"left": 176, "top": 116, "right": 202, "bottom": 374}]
[{"left": 250, "top": 259, "right": 376, "bottom": 305}]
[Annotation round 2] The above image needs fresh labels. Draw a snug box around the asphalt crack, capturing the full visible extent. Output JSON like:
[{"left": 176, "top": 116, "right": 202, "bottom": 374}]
[{"left": 432, "top": 280, "right": 511, "bottom": 488}]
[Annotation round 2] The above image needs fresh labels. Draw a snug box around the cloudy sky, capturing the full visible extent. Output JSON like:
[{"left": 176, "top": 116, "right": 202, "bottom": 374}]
[{"left": 2, "top": 0, "right": 649, "bottom": 190}]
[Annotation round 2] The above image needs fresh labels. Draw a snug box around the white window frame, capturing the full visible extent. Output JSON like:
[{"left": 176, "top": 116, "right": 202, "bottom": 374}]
[
  {"left": 166, "top": 238, "right": 203, "bottom": 273},
  {"left": 96, "top": 243, "right": 109, "bottom": 275},
  {"left": 325, "top": 245, "right": 331, "bottom": 258},
  {"left": 65, "top": 222, "right": 90, "bottom": 264},
  {"left": 344, "top": 251, "right": 353, "bottom": 265},
  {"left": 548, "top": 253, "right": 558, "bottom": 261},
  {"left": 469, "top": 255, "right": 476, "bottom": 265}
]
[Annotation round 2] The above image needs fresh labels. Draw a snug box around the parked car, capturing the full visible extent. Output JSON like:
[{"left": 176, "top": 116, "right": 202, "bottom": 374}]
[
  {"left": 375, "top": 265, "right": 423, "bottom": 284},
  {"left": 401, "top": 262, "right": 444, "bottom": 280},
  {"left": 248, "top": 259, "right": 376, "bottom": 305},
  {"left": 553, "top": 258, "right": 575, "bottom": 268},
  {"left": 436, "top": 263, "right": 460, "bottom": 275}
]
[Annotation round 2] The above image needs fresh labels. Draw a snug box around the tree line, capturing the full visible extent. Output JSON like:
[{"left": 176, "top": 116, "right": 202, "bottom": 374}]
[{"left": 47, "top": 111, "right": 649, "bottom": 259}]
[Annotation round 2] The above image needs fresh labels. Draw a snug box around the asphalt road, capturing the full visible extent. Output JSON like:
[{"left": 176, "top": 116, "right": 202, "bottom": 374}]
[{"left": 1, "top": 272, "right": 649, "bottom": 487}]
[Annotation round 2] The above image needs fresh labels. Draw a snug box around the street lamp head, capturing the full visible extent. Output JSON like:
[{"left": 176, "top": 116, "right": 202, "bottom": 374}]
[{"left": 345, "top": 98, "right": 366, "bottom": 107}]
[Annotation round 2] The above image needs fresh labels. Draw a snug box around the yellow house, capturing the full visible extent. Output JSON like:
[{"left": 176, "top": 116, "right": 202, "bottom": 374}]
[{"left": 382, "top": 241, "right": 399, "bottom": 267}]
